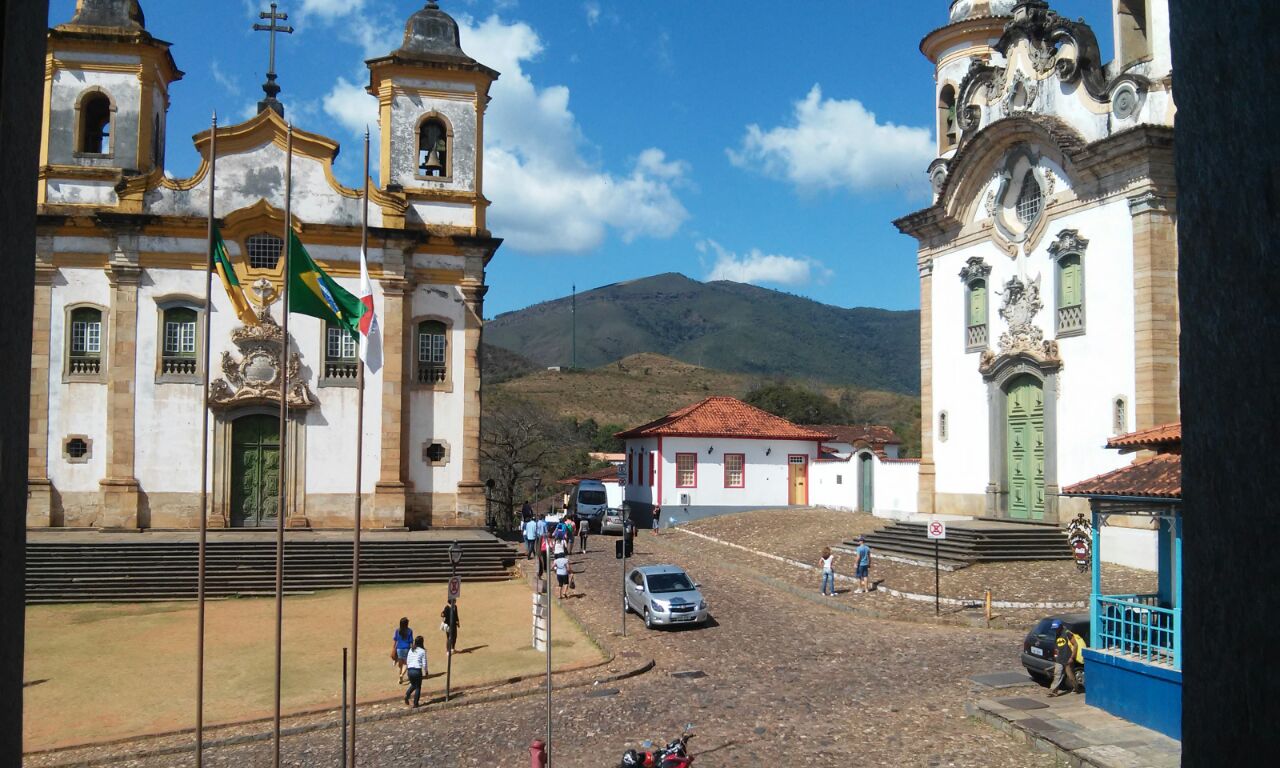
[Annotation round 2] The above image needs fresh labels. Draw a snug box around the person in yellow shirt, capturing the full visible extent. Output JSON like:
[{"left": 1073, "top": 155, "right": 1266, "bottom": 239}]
[{"left": 1048, "top": 619, "right": 1085, "bottom": 696}]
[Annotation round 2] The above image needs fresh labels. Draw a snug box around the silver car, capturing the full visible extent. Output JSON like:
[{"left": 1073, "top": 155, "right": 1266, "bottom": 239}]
[
  {"left": 599, "top": 507, "right": 627, "bottom": 534},
  {"left": 624, "top": 564, "right": 709, "bottom": 629}
]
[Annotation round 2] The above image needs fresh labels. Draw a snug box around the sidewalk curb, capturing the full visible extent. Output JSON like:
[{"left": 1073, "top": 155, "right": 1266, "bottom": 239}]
[
  {"left": 675, "top": 528, "right": 1086, "bottom": 611},
  {"left": 966, "top": 702, "right": 1104, "bottom": 768}
]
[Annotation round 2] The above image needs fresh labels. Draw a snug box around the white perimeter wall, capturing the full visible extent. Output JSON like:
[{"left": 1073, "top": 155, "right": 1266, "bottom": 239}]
[
  {"left": 810, "top": 454, "right": 919, "bottom": 518},
  {"left": 1099, "top": 525, "right": 1158, "bottom": 572}
]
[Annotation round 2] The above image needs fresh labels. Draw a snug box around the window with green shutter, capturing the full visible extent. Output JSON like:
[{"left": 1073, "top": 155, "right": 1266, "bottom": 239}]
[
  {"left": 69, "top": 306, "right": 104, "bottom": 376},
  {"left": 966, "top": 279, "right": 988, "bottom": 350},
  {"left": 1056, "top": 253, "right": 1085, "bottom": 335},
  {"left": 161, "top": 306, "right": 199, "bottom": 376}
]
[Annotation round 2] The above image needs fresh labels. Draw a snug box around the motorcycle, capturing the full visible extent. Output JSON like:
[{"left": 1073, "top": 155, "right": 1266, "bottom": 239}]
[{"left": 619, "top": 724, "right": 695, "bottom": 768}]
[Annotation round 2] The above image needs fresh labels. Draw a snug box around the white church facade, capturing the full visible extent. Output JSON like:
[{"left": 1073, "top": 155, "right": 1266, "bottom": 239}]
[
  {"left": 895, "top": 0, "right": 1178, "bottom": 542},
  {"left": 27, "top": 1, "right": 500, "bottom": 530}
]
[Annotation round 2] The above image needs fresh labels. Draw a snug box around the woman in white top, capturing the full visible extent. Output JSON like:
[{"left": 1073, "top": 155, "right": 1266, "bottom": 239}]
[
  {"left": 554, "top": 554, "right": 571, "bottom": 599},
  {"left": 820, "top": 546, "right": 836, "bottom": 596},
  {"left": 403, "top": 636, "right": 428, "bottom": 707}
]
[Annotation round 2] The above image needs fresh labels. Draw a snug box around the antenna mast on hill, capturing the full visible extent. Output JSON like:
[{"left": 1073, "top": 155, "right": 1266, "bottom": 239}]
[{"left": 571, "top": 284, "right": 576, "bottom": 370}]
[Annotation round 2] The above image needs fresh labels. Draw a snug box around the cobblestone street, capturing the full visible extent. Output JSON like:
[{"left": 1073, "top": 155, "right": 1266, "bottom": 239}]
[{"left": 87, "top": 527, "right": 1055, "bottom": 768}]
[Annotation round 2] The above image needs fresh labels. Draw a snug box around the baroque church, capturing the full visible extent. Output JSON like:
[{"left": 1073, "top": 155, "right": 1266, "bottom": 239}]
[
  {"left": 27, "top": 1, "right": 499, "bottom": 530},
  {"left": 895, "top": 1, "right": 1177, "bottom": 560}
]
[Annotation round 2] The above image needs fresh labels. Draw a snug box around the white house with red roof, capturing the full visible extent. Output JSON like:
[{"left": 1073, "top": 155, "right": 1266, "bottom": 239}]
[{"left": 616, "top": 397, "right": 835, "bottom": 523}]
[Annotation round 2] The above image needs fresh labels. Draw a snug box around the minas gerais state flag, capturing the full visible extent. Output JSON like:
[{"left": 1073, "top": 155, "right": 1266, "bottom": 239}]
[
  {"left": 212, "top": 227, "right": 258, "bottom": 326},
  {"left": 357, "top": 247, "right": 383, "bottom": 373},
  {"left": 287, "top": 231, "right": 379, "bottom": 371}
]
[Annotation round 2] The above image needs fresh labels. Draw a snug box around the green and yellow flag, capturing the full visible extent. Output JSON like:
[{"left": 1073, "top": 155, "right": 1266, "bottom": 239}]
[
  {"left": 286, "top": 230, "right": 365, "bottom": 342},
  {"left": 212, "top": 227, "right": 258, "bottom": 326}
]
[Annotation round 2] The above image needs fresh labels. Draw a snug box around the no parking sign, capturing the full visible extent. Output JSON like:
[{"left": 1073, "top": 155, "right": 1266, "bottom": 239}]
[{"left": 927, "top": 520, "right": 947, "bottom": 540}]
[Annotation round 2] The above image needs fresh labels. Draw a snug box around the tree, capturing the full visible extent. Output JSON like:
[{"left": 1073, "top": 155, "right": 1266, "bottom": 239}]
[
  {"left": 480, "top": 395, "right": 591, "bottom": 530},
  {"left": 745, "top": 382, "right": 846, "bottom": 425}
]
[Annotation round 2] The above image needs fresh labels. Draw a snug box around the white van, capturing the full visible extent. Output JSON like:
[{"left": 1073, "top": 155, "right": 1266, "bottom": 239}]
[{"left": 574, "top": 479, "right": 610, "bottom": 528}]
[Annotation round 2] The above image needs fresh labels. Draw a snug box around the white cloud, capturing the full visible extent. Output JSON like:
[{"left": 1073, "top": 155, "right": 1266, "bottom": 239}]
[
  {"left": 210, "top": 61, "right": 240, "bottom": 96},
  {"left": 699, "top": 239, "right": 832, "bottom": 288},
  {"left": 584, "top": 1, "right": 601, "bottom": 26},
  {"left": 297, "top": 0, "right": 367, "bottom": 20},
  {"left": 728, "top": 84, "right": 933, "bottom": 195},
  {"left": 323, "top": 77, "right": 376, "bottom": 136}
]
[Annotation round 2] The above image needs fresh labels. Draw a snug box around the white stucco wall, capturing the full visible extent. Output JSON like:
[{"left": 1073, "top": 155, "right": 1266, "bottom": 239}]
[
  {"left": 625, "top": 437, "right": 820, "bottom": 509},
  {"left": 810, "top": 454, "right": 919, "bottom": 518},
  {"left": 405, "top": 282, "right": 469, "bottom": 495},
  {"left": 47, "top": 269, "right": 111, "bottom": 493},
  {"left": 1099, "top": 525, "right": 1158, "bottom": 572}
]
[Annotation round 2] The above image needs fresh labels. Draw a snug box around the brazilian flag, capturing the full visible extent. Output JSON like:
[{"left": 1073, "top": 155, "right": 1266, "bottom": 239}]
[{"left": 287, "top": 230, "right": 365, "bottom": 342}]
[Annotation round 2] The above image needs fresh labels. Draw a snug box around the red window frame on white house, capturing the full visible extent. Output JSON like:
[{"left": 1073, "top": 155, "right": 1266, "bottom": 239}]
[
  {"left": 723, "top": 453, "right": 745, "bottom": 488},
  {"left": 675, "top": 452, "right": 698, "bottom": 488},
  {"left": 649, "top": 451, "right": 656, "bottom": 486}
]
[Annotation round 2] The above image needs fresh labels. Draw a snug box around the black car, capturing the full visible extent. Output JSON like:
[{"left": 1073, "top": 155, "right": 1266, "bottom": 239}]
[{"left": 1021, "top": 612, "right": 1089, "bottom": 688}]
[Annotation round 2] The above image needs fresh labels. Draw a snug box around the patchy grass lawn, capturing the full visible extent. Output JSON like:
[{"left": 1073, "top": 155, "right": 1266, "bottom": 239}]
[
  {"left": 683, "top": 507, "right": 1157, "bottom": 604},
  {"left": 24, "top": 580, "right": 602, "bottom": 752}
]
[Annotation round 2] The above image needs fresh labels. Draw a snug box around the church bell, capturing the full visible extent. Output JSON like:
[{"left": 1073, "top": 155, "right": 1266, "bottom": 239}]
[{"left": 422, "top": 148, "right": 445, "bottom": 174}]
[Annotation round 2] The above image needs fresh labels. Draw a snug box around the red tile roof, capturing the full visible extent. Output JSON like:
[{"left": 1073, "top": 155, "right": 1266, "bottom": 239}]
[
  {"left": 558, "top": 466, "right": 621, "bottom": 486},
  {"left": 1062, "top": 453, "right": 1182, "bottom": 500},
  {"left": 1107, "top": 423, "right": 1181, "bottom": 453},
  {"left": 805, "top": 424, "right": 903, "bottom": 447},
  {"left": 616, "top": 397, "right": 835, "bottom": 441}
]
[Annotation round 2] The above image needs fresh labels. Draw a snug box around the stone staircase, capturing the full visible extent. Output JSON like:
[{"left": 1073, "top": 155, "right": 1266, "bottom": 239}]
[
  {"left": 25, "top": 537, "right": 518, "bottom": 604},
  {"left": 850, "top": 519, "right": 1071, "bottom": 568}
]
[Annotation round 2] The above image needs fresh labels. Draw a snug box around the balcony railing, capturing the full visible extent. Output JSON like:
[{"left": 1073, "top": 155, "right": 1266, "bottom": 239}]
[
  {"left": 966, "top": 324, "right": 988, "bottom": 349},
  {"left": 161, "top": 357, "right": 197, "bottom": 375},
  {"left": 1058, "top": 304, "right": 1084, "bottom": 333},
  {"left": 324, "top": 360, "right": 358, "bottom": 380},
  {"left": 69, "top": 357, "right": 101, "bottom": 375},
  {"left": 417, "top": 365, "right": 446, "bottom": 384},
  {"left": 1094, "top": 593, "right": 1179, "bottom": 669}
]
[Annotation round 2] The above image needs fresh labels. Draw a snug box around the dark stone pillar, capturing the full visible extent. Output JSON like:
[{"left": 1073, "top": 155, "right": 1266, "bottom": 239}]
[
  {"left": 1171, "top": 0, "right": 1280, "bottom": 761},
  {"left": 0, "top": 0, "right": 48, "bottom": 760}
]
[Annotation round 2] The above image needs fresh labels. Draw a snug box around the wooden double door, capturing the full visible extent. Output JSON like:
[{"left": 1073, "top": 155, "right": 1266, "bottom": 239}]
[
  {"left": 230, "top": 414, "right": 280, "bottom": 527},
  {"left": 1006, "top": 375, "right": 1046, "bottom": 520}
]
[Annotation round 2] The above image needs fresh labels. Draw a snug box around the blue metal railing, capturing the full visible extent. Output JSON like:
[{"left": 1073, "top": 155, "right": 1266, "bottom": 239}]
[{"left": 1094, "top": 594, "right": 1179, "bottom": 668}]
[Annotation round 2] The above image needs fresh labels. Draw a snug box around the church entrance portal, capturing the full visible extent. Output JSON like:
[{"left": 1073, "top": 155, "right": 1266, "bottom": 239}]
[
  {"left": 1005, "top": 374, "right": 1046, "bottom": 520},
  {"left": 230, "top": 414, "right": 281, "bottom": 527}
]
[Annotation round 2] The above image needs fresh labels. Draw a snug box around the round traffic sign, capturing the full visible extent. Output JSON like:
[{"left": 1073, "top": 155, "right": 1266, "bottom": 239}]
[
  {"left": 448, "top": 575, "right": 461, "bottom": 600},
  {"left": 927, "top": 521, "right": 947, "bottom": 540}
]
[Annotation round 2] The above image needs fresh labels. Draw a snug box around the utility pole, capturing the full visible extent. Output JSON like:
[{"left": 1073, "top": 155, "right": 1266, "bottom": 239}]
[{"left": 571, "top": 284, "right": 576, "bottom": 370}]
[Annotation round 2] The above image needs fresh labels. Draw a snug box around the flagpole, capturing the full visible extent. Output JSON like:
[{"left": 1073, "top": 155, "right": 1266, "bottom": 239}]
[
  {"left": 348, "top": 128, "right": 370, "bottom": 768},
  {"left": 272, "top": 124, "right": 294, "bottom": 768},
  {"left": 195, "top": 110, "right": 217, "bottom": 768}
]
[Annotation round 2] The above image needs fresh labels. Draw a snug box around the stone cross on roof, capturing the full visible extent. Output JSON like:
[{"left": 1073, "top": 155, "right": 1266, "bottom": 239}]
[{"left": 253, "top": 2, "right": 294, "bottom": 117}]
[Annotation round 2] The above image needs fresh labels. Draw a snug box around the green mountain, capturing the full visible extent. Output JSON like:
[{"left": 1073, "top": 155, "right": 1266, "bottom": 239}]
[{"left": 485, "top": 273, "right": 920, "bottom": 395}]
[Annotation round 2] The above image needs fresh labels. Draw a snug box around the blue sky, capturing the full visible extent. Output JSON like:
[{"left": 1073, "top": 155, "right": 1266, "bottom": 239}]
[{"left": 50, "top": 0, "right": 1111, "bottom": 317}]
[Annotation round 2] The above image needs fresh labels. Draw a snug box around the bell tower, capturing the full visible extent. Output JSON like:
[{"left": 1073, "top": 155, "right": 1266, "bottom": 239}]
[
  {"left": 366, "top": 1, "right": 499, "bottom": 233},
  {"left": 41, "top": 0, "right": 183, "bottom": 207}
]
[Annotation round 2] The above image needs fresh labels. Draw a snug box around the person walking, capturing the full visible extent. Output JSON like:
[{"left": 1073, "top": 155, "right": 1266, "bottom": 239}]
[
  {"left": 522, "top": 516, "right": 537, "bottom": 559},
  {"left": 820, "top": 547, "right": 836, "bottom": 596},
  {"left": 553, "top": 551, "right": 571, "bottom": 599},
  {"left": 440, "top": 599, "right": 461, "bottom": 656},
  {"left": 1048, "top": 620, "right": 1084, "bottom": 697},
  {"left": 403, "top": 635, "right": 427, "bottom": 707},
  {"left": 390, "top": 617, "right": 414, "bottom": 684},
  {"left": 578, "top": 513, "right": 590, "bottom": 553},
  {"left": 651, "top": 506, "right": 662, "bottom": 535},
  {"left": 520, "top": 499, "right": 533, "bottom": 522},
  {"left": 854, "top": 535, "right": 872, "bottom": 593}
]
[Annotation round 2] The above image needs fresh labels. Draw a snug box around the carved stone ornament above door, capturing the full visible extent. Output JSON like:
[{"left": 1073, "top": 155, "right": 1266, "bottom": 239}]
[{"left": 209, "top": 309, "right": 316, "bottom": 410}]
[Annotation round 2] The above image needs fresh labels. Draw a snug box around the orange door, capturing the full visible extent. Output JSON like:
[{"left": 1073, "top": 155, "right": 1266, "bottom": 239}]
[{"left": 788, "top": 455, "right": 807, "bottom": 505}]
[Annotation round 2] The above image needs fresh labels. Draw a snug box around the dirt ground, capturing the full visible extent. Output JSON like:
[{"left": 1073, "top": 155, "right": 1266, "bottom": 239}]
[
  {"left": 23, "top": 580, "right": 603, "bottom": 752},
  {"left": 683, "top": 508, "right": 1158, "bottom": 604}
]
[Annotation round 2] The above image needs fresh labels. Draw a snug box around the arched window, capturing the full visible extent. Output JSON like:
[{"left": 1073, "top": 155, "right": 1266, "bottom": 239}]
[
  {"left": 1113, "top": 396, "right": 1128, "bottom": 434},
  {"left": 939, "top": 85, "right": 958, "bottom": 151},
  {"left": 938, "top": 411, "right": 949, "bottom": 443},
  {"left": 418, "top": 117, "right": 450, "bottom": 178},
  {"left": 416, "top": 320, "right": 447, "bottom": 383},
  {"left": 246, "top": 233, "right": 284, "bottom": 270},
  {"left": 160, "top": 306, "right": 198, "bottom": 375},
  {"left": 324, "top": 320, "right": 358, "bottom": 381},
  {"left": 1056, "top": 253, "right": 1085, "bottom": 334},
  {"left": 1117, "top": 0, "right": 1151, "bottom": 68},
  {"left": 80, "top": 92, "right": 113, "bottom": 154},
  {"left": 68, "top": 306, "right": 104, "bottom": 376},
  {"left": 1015, "top": 170, "right": 1044, "bottom": 227},
  {"left": 959, "top": 257, "right": 991, "bottom": 352}
]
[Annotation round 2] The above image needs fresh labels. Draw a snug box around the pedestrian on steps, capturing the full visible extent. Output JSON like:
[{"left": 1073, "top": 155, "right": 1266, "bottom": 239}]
[
  {"left": 391, "top": 617, "right": 414, "bottom": 684},
  {"left": 820, "top": 547, "right": 836, "bottom": 596},
  {"left": 403, "top": 635, "right": 427, "bottom": 707}
]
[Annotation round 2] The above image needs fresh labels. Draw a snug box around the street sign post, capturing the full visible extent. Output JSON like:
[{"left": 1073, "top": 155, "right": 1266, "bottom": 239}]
[
  {"left": 927, "top": 521, "right": 946, "bottom": 615},
  {"left": 448, "top": 575, "right": 461, "bottom": 601}
]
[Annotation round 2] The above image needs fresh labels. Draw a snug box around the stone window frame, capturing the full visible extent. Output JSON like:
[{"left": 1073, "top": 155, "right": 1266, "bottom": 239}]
[
  {"left": 62, "top": 434, "right": 93, "bottom": 464},
  {"left": 154, "top": 295, "right": 205, "bottom": 384},
  {"left": 318, "top": 320, "right": 359, "bottom": 387},
  {"left": 1112, "top": 395, "right": 1129, "bottom": 435},
  {"left": 411, "top": 314, "right": 453, "bottom": 393},
  {"left": 959, "top": 257, "right": 992, "bottom": 353},
  {"left": 63, "top": 302, "right": 108, "bottom": 384},
  {"left": 992, "top": 148, "right": 1053, "bottom": 247},
  {"left": 1049, "top": 229, "right": 1089, "bottom": 338},
  {"left": 73, "top": 87, "right": 117, "bottom": 158},
  {"left": 938, "top": 82, "right": 959, "bottom": 152},
  {"left": 423, "top": 440, "right": 451, "bottom": 467},
  {"left": 414, "top": 112, "right": 454, "bottom": 183}
]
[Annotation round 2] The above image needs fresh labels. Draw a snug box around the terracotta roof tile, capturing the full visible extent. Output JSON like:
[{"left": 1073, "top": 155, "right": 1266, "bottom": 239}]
[
  {"left": 1106, "top": 422, "right": 1181, "bottom": 452},
  {"left": 616, "top": 397, "right": 834, "bottom": 441},
  {"left": 805, "top": 424, "right": 903, "bottom": 447},
  {"left": 1062, "top": 453, "right": 1181, "bottom": 499}
]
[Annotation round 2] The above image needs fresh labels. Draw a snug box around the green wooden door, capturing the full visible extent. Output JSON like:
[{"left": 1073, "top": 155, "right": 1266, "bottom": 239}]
[
  {"left": 1006, "top": 375, "right": 1046, "bottom": 520},
  {"left": 857, "top": 453, "right": 874, "bottom": 513},
  {"left": 230, "top": 414, "right": 280, "bottom": 528}
]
